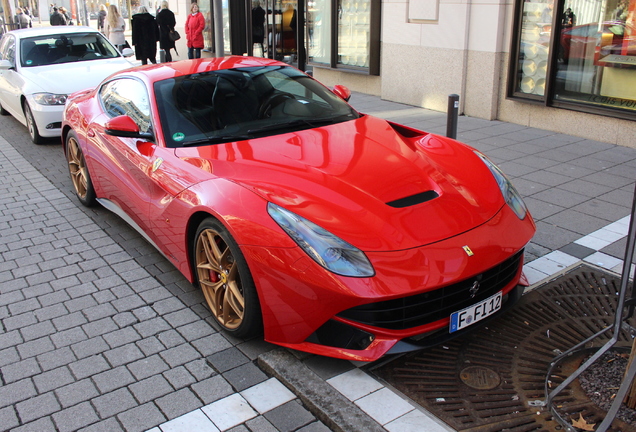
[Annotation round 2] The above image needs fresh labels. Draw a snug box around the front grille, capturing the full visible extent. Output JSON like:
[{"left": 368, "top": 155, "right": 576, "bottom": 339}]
[{"left": 337, "top": 249, "right": 524, "bottom": 330}]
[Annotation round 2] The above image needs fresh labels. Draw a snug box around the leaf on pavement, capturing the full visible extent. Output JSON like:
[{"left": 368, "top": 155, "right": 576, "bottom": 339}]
[{"left": 571, "top": 413, "right": 595, "bottom": 431}]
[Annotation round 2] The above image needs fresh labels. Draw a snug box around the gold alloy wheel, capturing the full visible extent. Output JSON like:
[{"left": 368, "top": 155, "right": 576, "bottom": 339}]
[
  {"left": 67, "top": 136, "right": 89, "bottom": 200},
  {"left": 196, "top": 228, "right": 245, "bottom": 329}
]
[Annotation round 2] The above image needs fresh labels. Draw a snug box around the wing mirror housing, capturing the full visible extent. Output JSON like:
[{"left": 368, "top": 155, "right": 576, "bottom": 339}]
[
  {"left": 121, "top": 48, "right": 134, "bottom": 57},
  {"left": 332, "top": 85, "right": 351, "bottom": 102},
  {"left": 0, "top": 59, "right": 14, "bottom": 70},
  {"left": 105, "top": 115, "right": 154, "bottom": 141}
]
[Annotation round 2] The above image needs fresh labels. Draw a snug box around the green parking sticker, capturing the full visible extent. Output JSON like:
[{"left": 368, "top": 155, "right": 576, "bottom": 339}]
[{"left": 173, "top": 132, "right": 185, "bottom": 142}]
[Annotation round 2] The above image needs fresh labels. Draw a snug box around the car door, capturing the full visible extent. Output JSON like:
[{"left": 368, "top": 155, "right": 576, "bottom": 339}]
[
  {"left": 88, "top": 77, "right": 155, "bottom": 234},
  {"left": 0, "top": 35, "right": 26, "bottom": 119}
]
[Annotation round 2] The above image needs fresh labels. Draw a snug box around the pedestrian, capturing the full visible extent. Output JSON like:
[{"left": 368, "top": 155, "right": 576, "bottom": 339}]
[
  {"left": 22, "top": 6, "right": 33, "bottom": 22},
  {"left": 157, "top": 0, "right": 177, "bottom": 62},
  {"left": 14, "top": 8, "right": 31, "bottom": 29},
  {"left": 132, "top": 6, "right": 159, "bottom": 65},
  {"left": 185, "top": 2, "right": 204, "bottom": 59},
  {"left": 59, "top": 6, "right": 72, "bottom": 25},
  {"left": 97, "top": 4, "right": 107, "bottom": 33},
  {"left": 50, "top": 6, "right": 67, "bottom": 25},
  {"left": 0, "top": 8, "right": 5, "bottom": 37},
  {"left": 105, "top": 4, "right": 127, "bottom": 52},
  {"left": 252, "top": 1, "right": 265, "bottom": 56}
]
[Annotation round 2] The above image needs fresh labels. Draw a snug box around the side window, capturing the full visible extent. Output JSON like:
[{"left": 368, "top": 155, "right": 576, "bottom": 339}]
[{"left": 100, "top": 78, "right": 152, "bottom": 133}]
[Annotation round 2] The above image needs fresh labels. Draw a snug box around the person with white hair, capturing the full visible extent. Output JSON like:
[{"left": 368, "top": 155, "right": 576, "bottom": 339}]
[{"left": 132, "top": 5, "right": 160, "bottom": 64}]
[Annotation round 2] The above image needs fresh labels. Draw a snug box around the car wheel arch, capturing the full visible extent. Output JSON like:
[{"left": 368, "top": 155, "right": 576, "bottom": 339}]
[
  {"left": 22, "top": 97, "right": 44, "bottom": 144},
  {"left": 186, "top": 211, "right": 217, "bottom": 281},
  {"left": 189, "top": 214, "right": 264, "bottom": 338},
  {"left": 61, "top": 125, "right": 73, "bottom": 154}
]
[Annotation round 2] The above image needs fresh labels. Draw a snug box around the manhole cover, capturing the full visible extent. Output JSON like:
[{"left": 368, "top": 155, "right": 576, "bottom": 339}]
[
  {"left": 372, "top": 265, "right": 636, "bottom": 432},
  {"left": 460, "top": 366, "right": 501, "bottom": 390}
]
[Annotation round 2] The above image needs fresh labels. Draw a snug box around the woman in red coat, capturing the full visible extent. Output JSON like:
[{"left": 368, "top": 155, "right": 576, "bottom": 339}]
[{"left": 185, "top": 2, "right": 205, "bottom": 59}]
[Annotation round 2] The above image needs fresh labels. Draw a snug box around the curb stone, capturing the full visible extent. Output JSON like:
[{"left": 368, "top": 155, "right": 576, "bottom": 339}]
[{"left": 258, "top": 348, "right": 385, "bottom": 432}]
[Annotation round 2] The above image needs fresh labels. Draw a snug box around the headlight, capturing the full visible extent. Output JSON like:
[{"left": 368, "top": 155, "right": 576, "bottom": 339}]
[
  {"left": 32, "top": 93, "right": 67, "bottom": 106},
  {"left": 268, "top": 203, "right": 375, "bottom": 277},
  {"left": 476, "top": 151, "right": 528, "bottom": 220}
]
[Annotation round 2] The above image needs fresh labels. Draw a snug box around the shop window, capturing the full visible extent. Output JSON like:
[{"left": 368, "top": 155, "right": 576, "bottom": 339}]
[
  {"left": 308, "top": 0, "right": 380, "bottom": 75},
  {"left": 508, "top": 0, "right": 636, "bottom": 116}
]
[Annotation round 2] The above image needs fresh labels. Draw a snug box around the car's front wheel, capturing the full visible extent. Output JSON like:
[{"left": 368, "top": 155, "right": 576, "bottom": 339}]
[
  {"left": 23, "top": 101, "right": 44, "bottom": 144},
  {"left": 0, "top": 100, "right": 9, "bottom": 116},
  {"left": 66, "top": 131, "right": 96, "bottom": 207},
  {"left": 194, "top": 218, "right": 262, "bottom": 338}
]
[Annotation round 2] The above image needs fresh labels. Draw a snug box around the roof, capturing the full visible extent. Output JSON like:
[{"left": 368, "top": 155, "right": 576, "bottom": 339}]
[
  {"left": 5, "top": 25, "right": 101, "bottom": 39},
  {"left": 118, "top": 56, "right": 289, "bottom": 82}
]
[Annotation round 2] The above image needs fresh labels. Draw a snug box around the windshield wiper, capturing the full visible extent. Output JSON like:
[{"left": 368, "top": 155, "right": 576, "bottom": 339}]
[
  {"left": 247, "top": 117, "right": 347, "bottom": 135},
  {"left": 180, "top": 134, "right": 252, "bottom": 147}
]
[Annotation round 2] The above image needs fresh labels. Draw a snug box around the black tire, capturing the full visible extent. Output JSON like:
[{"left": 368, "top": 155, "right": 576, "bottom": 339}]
[
  {"left": 193, "top": 218, "right": 263, "bottom": 339},
  {"left": 0, "top": 100, "right": 8, "bottom": 116},
  {"left": 66, "top": 131, "right": 96, "bottom": 207},
  {"left": 23, "top": 101, "right": 44, "bottom": 144}
]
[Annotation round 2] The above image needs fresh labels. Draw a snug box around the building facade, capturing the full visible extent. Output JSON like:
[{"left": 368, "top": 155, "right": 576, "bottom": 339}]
[
  {"left": 4, "top": 0, "right": 631, "bottom": 146},
  {"left": 313, "top": 0, "right": 636, "bottom": 147}
]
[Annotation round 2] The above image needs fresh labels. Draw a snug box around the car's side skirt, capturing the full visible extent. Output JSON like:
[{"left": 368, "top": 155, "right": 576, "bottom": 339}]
[{"left": 96, "top": 198, "right": 170, "bottom": 262}]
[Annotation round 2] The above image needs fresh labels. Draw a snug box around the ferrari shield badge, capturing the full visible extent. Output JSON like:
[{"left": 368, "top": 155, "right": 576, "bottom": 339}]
[
  {"left": 152, "top": 158, "right": 164, "bottom": 173},
  {"left": 463, "top": 245, "right": 474, "bottom": 256}
]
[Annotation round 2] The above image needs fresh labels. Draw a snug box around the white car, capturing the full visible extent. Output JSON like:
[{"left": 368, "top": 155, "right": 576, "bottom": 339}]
[{"left": 0, "top": 26, "right": 134, "bottom": 144}]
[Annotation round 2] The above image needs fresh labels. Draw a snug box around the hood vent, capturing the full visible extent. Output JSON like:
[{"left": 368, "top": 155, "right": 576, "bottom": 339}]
[{"left": 386, "top": 190, "right": 439, "bottom": 208}]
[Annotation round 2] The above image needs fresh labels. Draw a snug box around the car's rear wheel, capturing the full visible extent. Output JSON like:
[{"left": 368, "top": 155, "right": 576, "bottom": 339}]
[
  {"left": 66, "top": 131, "right": 96, "bottom": 207},
  {"left": 0, "top": 100, "right": 8, "bottom": 116},
  {"left": 194, "top": 218, "right": 262, "bottom": 338},
  {"left": 23, "top": 101, "right": 44, "bottom": 144}
]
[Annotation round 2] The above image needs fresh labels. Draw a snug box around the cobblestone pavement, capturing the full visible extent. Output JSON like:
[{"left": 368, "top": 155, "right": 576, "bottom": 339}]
[
  {"left": 1, "top": 90, "right": 635, "bottom": 432},
  {"left": 0, "top": 112, "right": 326, "bottom": 430}
]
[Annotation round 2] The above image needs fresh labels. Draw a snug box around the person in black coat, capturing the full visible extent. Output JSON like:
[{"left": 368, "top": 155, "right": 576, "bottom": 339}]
[
  {"left": 156, "top": 1, "right": 176, "bottom": 62},
  {"left": 132, "top": 6, "right": 160, "bottom": 65},
  {"left": 252, "top": 1, "right": 265, "bottom": 55},
  {"left": 49, "top": 7, "right": 67, "bottom": 26}
]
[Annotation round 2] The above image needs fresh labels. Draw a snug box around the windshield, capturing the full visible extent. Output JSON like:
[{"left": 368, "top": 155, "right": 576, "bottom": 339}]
[
  {"left": 20, "top": 33, "right": 121, "bottom": 67},
  {"left": 154, "top": 66, "right": 360, "bottom": 148}
]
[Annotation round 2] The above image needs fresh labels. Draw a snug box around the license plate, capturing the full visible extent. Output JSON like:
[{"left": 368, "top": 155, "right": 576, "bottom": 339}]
[{"left": 449, "top": 291, "right": 502, "bottom": 333}]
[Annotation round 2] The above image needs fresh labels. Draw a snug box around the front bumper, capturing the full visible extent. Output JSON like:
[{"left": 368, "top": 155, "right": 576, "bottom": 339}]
[
  {"left": 242, "top": 204, "right": 536, "bottom": 361},
  {"left": 26, "top": 98, "right": 63, "bottom": 138}
]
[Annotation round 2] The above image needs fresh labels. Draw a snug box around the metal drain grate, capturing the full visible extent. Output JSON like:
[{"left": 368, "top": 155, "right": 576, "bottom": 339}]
[{"left": 372, "top": 265, "right": 636, "bottom": 432}]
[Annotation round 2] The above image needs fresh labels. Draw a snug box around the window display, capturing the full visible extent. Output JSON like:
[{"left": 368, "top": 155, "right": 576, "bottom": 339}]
[
  {"left": 337, "top": 0, "right": 370, "bottom": 67},
  {"left": 510, "top": 0, "right": 636, "bottom": 114},
  {"left": 308, "top": 0, "right": 332, "bottom": 64},
  {"left": 514, "top": 0, "right": 553, "bottom": 96},
  {"left": 308, "top": 0, "right": 379, "bottom": 74}
]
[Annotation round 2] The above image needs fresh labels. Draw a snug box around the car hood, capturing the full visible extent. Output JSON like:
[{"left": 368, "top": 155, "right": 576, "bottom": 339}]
[
  {"left": 20, "top": 59, "right": 131, "bottom": 94},
  {"left": 176, "top": 115, "right": 507, "bottom": 251}
]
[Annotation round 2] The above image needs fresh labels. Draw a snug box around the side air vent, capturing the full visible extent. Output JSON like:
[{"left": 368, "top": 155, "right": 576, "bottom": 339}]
[{"left": 387, "top": 190, "right": 439, "bottom": 208}]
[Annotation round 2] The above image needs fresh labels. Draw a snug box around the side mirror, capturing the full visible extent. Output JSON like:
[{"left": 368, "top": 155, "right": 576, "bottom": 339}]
[
  {"left": 105, "top": 115, "right": 154, "bottom": 141},
  {"left": 332, "top": 85, "right": 351, "bottom": 102},
  {"left": 121, "top": 47, "right": 134, "bottom": 57},
  {"left": 0, "top": 59, "right": 14, "bottom": 70}
]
